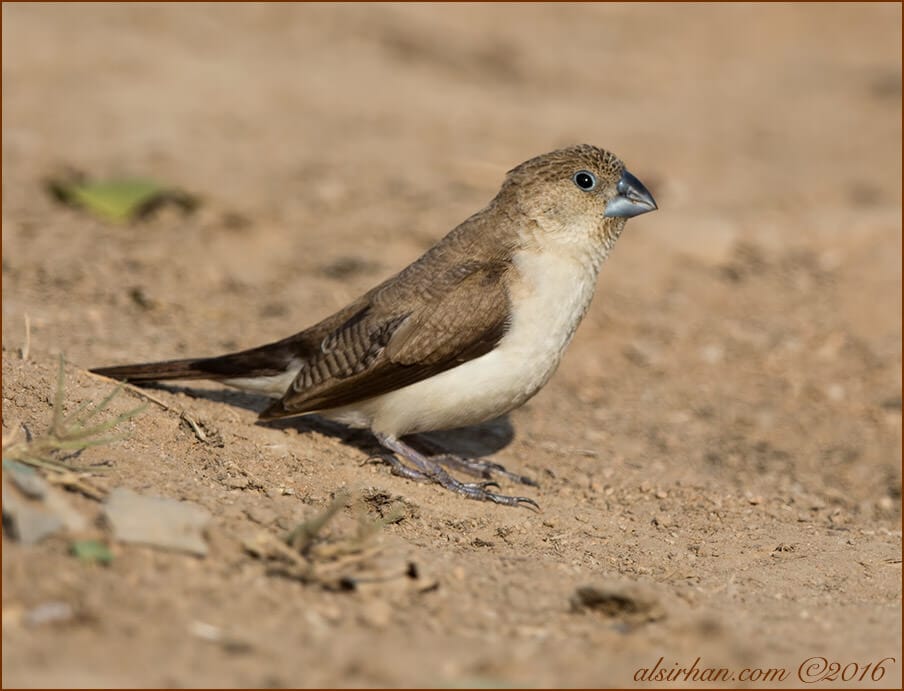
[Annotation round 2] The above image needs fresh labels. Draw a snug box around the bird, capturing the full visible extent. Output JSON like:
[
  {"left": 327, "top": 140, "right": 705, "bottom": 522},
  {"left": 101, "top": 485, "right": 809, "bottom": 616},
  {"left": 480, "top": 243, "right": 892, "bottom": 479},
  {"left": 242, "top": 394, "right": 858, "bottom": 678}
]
[{"left": 91, "top": 144, "right": 658, "bottom": 509}]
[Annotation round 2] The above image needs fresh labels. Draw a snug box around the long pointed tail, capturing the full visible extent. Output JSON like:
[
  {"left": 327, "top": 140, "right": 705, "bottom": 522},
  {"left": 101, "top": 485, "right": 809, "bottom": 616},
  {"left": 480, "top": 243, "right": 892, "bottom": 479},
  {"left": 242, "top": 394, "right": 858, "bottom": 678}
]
[
  {"left": 90, "top": 358, "right": 221, "bottom": 382},
  {"left": 90, "top": 337, "right": 304, "bottom": 384}
]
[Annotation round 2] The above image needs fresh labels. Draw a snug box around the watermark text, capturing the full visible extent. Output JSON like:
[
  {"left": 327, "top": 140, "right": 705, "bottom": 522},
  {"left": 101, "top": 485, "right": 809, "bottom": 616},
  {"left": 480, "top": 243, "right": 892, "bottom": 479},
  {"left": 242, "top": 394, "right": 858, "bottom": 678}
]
[{"left": 633, "top": 656, "right": 897, "bottom": 684}]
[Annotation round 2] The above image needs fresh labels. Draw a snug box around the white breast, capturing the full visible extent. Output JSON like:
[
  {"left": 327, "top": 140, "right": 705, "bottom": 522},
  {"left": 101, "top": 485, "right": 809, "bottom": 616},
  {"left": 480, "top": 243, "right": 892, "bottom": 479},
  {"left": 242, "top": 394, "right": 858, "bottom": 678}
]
[{"left": 330, "top": 244, "right": 606, "bottom": 436}]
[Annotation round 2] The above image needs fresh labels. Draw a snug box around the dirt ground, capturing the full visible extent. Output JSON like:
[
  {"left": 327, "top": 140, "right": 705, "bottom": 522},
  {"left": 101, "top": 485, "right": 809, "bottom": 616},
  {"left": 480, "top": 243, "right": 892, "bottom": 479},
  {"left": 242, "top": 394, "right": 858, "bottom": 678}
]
[{"left": 2, "top": 3, "right": 901, "bottom": 688}]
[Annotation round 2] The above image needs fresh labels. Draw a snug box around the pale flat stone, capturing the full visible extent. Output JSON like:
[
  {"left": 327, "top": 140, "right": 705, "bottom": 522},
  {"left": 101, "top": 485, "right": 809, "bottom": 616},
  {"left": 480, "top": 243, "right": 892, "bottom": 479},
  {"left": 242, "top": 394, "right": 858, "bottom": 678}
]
[
  {"left": 104, "top": 488, "right": 210, "bottom": 556},
  {"left": 2, "top": 470, "right": 87, "bottom": 543}
]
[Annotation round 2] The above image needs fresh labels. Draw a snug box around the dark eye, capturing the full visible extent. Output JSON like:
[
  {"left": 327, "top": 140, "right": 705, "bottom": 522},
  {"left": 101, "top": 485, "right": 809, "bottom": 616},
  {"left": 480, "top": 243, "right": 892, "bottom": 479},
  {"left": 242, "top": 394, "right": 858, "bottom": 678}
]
[{"left": 573, "top": 170, "right": 597, "bottom": 191}]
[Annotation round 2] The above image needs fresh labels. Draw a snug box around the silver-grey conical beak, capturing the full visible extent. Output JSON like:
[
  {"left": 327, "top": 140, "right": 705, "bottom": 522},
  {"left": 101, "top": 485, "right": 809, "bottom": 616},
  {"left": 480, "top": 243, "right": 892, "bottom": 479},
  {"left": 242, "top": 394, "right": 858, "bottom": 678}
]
[{"left": 604, "top": 170, "right": 658, "bottom": 218}]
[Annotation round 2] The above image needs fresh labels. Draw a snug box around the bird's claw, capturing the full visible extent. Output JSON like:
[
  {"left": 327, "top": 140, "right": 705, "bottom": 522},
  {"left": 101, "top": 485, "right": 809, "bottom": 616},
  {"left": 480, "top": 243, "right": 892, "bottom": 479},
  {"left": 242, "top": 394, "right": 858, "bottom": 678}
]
[
  {"left": 429, "top": 453, "right": 538, "bottom": 487},
  {"left": 373, "top": 433, "right": 540, "bottom": 510}
]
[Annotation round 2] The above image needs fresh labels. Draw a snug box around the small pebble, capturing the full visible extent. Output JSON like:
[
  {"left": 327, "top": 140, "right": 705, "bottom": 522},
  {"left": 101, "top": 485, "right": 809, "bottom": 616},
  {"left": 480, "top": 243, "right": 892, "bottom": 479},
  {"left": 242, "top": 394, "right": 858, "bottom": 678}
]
[
  {"left": 25, "top": 601, "right": 74, "bottom": 627},
  {"left": 358, "top": 599, "right": 392, "bottom": 629},
  {"left": 225, "top": 477, "right": 249, "bottom": 490}
]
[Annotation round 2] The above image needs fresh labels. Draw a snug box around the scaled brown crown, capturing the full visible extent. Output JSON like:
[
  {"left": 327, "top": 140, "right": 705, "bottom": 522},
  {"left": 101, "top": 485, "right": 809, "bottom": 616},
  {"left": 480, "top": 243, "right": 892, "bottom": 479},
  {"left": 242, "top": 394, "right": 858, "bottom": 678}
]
[{"left": 505, "top": 144, "right": 624, "bottom": 185}]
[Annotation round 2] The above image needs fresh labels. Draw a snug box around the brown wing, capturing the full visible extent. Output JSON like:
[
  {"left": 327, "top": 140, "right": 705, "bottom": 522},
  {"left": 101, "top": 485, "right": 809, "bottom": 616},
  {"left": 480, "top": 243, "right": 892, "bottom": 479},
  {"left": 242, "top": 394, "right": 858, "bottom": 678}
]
[{"left": 259, "top": 261, "right": 511, "bottom": 419}]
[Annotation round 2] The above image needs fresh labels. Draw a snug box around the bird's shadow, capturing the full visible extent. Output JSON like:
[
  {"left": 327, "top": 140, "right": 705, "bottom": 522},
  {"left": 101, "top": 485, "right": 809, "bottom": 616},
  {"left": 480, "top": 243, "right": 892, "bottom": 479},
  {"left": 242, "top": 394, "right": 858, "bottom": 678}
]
[{"left": 143, "top": 383, "right": 515, "bottom": 459}]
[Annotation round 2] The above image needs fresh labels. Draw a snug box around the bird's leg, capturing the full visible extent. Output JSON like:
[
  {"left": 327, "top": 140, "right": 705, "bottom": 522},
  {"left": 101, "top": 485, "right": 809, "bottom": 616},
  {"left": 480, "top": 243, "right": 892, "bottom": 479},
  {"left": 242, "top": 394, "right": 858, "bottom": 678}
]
[
  {"left": 371, "top": 436, "right": 497, "bottom": 489},
  {"left": 414, "top": 437, "right": 538, "bottom": 486},
  {"left": 374, "top": 433, "right": 539, "bottom": 510},
  {"left": 370, "top": 452, "right": 430, "bottom": 482},
  {"left": 431, "top": 454, "right": 538, "bottom": 487}
]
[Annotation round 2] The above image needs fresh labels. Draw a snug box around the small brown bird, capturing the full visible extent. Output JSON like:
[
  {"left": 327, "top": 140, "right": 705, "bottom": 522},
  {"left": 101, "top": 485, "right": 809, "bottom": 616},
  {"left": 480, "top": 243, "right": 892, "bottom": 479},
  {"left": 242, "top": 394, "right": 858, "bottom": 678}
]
[{"left": 92, "top": 145, "right": 657, "bottom": 508}]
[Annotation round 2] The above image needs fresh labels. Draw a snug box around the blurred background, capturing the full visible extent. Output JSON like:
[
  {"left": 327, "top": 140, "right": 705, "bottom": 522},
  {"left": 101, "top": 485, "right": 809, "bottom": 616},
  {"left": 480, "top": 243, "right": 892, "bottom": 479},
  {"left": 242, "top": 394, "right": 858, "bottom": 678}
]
[
  {"left": 3, "top": 3, "right": 901, "bottom": 688},
  {"left": 3, "top": 3, "right": 900, "bottom": 347}
]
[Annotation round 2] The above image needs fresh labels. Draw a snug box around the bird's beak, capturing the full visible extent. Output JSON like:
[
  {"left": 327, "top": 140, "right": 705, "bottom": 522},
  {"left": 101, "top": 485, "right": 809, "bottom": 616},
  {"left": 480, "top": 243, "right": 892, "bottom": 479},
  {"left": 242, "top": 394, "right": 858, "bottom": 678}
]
[{"left": 604, "top": 170, "right": 658, "bottom": 218}]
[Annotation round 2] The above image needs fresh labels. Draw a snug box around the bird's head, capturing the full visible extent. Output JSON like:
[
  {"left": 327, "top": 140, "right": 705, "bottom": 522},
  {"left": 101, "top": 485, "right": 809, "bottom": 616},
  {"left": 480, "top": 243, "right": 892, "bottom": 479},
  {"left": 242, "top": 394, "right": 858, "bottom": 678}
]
[{"left": 501, "top": 144, "right": 657, "bottom": 249}]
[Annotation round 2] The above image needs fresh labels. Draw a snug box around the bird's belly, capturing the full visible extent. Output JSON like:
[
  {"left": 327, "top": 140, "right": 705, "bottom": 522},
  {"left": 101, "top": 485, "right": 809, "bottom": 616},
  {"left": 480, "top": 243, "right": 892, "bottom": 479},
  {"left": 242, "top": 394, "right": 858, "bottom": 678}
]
[
  {"left": 360, "top": 345, "right": 563, "bottom": 435},
  {"left": 327, "top": 248, "right": 602, "bottom": 436}
]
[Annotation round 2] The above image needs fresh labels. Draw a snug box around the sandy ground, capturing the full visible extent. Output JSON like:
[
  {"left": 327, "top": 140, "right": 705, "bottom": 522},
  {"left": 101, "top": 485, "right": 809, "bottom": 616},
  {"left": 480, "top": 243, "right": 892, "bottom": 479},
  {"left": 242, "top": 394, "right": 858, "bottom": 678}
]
[{"left": 2, "top": 3, "right": 901, "bottom": 688}]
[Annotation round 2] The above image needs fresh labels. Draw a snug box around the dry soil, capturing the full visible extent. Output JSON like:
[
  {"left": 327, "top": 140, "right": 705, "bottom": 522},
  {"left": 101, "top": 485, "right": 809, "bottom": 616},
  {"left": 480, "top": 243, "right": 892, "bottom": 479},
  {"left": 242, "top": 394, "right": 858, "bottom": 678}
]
[{"left": 2, "top": 3, "right": 901, "bottom": 688}]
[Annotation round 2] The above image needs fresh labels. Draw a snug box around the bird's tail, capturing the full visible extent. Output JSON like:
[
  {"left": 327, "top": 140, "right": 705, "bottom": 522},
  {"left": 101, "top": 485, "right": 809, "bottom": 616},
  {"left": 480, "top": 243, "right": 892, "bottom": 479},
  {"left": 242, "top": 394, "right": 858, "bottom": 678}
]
[
  {"left": 90, "top": 338, "right": 303, "bottom": 384},
  {"left": 90, "top": 358, "right": 221, "bottom": 382}
]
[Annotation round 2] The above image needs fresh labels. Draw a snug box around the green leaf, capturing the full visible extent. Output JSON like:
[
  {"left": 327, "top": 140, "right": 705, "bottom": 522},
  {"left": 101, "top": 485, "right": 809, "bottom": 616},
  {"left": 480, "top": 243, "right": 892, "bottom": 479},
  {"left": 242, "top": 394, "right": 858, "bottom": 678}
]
[
  {"left": 47, "top": 175, "right": 197, "bottom": 223},
  {"left": 71, "top": 540, "right": 114, "bottom": 565}
]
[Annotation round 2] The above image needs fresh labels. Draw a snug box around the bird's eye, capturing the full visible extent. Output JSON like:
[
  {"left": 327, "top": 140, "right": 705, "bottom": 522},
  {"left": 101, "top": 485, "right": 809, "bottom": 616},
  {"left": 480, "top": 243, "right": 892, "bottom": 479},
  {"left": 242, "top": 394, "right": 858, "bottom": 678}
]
[{"left": 573, "top": 170, "right": 597, "bottom": 191}]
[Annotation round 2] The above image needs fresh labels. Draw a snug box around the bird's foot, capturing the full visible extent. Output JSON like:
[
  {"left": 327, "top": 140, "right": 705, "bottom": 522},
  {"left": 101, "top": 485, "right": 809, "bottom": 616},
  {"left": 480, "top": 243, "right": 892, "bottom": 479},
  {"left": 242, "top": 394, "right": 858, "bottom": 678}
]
[
  {"left": 428, "top": 453, "right": 538, "bottom": 486},
  {"left": 373, "top": 433, "right": 540, "bottom": 511}
]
